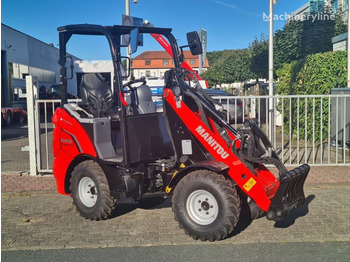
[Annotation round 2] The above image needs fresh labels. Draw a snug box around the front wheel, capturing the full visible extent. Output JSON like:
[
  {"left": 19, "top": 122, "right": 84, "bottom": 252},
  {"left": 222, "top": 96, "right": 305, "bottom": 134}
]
[
  {"left": 70, "top": 160, "right": 115, "bottom": 220},
  {"left": 172, "top": 170, "right": 241, "bottom": 241}
]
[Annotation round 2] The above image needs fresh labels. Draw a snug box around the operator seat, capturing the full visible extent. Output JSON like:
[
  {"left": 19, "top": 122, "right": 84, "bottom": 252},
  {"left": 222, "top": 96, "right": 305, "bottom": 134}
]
[
  {"left": 79, "top": 73, "right": 114, "bottom": 118},
  {"left": 130, "top": 85, "right": 156, "bottom": 114}
]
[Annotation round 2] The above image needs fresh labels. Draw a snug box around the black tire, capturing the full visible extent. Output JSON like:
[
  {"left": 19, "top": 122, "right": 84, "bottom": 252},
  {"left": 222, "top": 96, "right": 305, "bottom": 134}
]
[
  {"left": 1, "top": 112, "right": 5, "bottom": 126},
  {"left": 18, "top": 114, "right": 25, "bottom": 125},
  {"left": 70, "top": 160, "right": 115, "bottom": 220},
  {"left": 6, "top": 110, "right": 11, "bottom": 126},
  {"left": 172, "top": 170, "right": 241, "bottom": 241},
  {"left": 248, "top": 199, "right": 265, "bottom": 220}
]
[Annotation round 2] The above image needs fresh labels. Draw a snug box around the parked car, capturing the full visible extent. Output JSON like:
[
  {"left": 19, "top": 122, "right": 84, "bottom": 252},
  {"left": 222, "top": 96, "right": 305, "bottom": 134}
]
[{"left": 203, "top": 89, "right": 243, "bottom": 123}]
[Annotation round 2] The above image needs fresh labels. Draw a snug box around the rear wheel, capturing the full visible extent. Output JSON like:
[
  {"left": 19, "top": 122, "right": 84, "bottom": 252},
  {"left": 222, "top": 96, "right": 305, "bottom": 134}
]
[
  {"left": 172, "top": 170, "right": 241, "bottom": 241},
  {"left": 70, "top": 160, "right": 115, "bottom": 220}
]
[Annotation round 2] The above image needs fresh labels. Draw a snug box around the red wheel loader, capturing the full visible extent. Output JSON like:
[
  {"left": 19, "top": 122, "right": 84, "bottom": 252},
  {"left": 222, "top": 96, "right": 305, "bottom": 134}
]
[{"left": 52, "top": 24, "right": 309, "bottom": 241}]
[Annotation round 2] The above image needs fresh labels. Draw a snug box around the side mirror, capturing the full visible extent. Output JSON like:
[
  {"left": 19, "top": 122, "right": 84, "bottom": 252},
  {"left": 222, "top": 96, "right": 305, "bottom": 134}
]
[
  {"left": 129, "top": 28, "right": 139, "bottom": 54},
  {"left": 186, "top": 31, "right": 203, "bottom": 55}
]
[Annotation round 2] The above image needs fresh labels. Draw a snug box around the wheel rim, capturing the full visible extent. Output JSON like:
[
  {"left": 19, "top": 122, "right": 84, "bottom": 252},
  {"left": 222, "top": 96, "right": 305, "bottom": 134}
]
[
  {"left": 186, "top": 190, "right": 219, "bottom": 225},
  {"left": 78, "top": 177, "right": 98, "bottom": 207}
]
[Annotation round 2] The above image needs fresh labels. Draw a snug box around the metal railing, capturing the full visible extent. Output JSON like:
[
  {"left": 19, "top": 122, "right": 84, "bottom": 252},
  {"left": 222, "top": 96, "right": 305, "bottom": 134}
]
[
  {"left": 27, "top": 76, "right": 350, "bottom": 176},
  {"left": 35, "top": 99, "right": 82, "bottom": 173},
  {"left": 214, "top": 94, "right": 350, "bottom": 166}
]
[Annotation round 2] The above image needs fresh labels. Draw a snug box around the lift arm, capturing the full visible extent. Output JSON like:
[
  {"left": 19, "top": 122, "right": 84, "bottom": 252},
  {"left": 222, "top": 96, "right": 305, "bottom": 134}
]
[{"left": 151, "top": 33, "right": 203, "bottom": 81}]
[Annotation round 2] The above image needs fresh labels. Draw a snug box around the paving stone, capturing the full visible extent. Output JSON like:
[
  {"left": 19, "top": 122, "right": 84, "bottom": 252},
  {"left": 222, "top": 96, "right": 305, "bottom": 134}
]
[{"left": 1, "top": 184, "right": 349, "bottom": 251}]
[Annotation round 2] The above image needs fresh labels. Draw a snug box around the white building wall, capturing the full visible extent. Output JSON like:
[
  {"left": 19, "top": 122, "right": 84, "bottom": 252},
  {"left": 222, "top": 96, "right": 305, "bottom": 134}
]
[
  {"left": 68, "top": 60, "right": 114, "bottom": 95},
  {"left": 1, "top": 24, "right": 65, "bottom": 107},
  {"left": 134, "top": 67, "right": 207, "bottom": 79},
  {"left": 333, "top": 40, "right": 347, "bottom": 51},
  {"left": 1, "top": 25, "right": 118, "bottom": 104},
  {"left": 1, "top": 24, "right": 61, "bottom": 84}
]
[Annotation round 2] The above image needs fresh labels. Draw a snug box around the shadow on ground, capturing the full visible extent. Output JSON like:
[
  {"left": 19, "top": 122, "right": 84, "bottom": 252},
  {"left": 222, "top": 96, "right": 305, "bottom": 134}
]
[
  {"left": 109, "top": 196, "right": 172, "bottom": 219},
  {"left": 1, "top": 124, "right": 28, "bottom": 141},
  {"left": 273, "top": 194, "right": 315, "bottom": 228}
]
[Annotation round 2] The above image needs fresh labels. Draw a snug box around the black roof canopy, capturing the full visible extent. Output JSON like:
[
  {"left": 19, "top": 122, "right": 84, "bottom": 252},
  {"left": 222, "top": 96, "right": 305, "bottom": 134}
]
[{"left": 57, "top": 24, "right": 173, "bottom": 37}]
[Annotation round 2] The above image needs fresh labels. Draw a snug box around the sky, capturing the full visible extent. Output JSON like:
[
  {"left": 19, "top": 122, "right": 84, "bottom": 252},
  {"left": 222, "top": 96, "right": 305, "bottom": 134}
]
[{"left": 2, "top": 0, "right": 308, "bottom": 60}]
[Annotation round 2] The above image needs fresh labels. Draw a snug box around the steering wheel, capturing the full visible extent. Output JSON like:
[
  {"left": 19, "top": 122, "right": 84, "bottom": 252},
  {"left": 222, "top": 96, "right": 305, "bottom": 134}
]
[{"left": 122, "top": 78, "right": 147, "bottom": 91}]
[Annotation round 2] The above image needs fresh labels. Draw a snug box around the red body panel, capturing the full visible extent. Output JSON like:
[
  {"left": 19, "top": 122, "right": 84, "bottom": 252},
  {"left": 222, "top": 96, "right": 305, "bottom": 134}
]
[
  {"left": 164, "top": 89, "right": 279, "bottom": 211},
  {"left": 52, "top": 108, "right": 97, "bottom": 195}
]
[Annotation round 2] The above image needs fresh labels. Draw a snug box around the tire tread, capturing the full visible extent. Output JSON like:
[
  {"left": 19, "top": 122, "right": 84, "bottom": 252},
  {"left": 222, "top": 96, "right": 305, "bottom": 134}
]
[
  {"left": 69, "top": 160, "right": 115, "bottom": 220},
  {"left": 172, "top": 170, "right": 241, "bottom": 241}
]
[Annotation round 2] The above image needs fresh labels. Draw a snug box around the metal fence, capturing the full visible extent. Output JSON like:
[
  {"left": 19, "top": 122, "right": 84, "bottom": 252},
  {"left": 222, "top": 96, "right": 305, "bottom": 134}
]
[
  {"left": 26, "top": 76, "right": 81, "bottom": 175},
  {"left": 214, "top": 94, "right": 350, "bottom": 166},
  {"left": 26, "top": 77, "right": 350, "bottom": 175}
]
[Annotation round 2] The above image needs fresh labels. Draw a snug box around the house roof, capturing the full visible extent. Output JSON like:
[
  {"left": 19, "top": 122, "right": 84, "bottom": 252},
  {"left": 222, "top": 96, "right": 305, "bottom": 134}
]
[
  {"left": 133, "top": 50, "right": 196, "bottom": 60},
  {"left": 132, "top": 50, "right": 209, "bottom": 69}
]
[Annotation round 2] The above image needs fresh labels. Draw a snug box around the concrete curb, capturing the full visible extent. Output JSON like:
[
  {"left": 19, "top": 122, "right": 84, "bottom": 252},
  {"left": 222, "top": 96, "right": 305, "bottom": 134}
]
[{"left": 1, "top": 173, "right": 56, "bottom": 192}]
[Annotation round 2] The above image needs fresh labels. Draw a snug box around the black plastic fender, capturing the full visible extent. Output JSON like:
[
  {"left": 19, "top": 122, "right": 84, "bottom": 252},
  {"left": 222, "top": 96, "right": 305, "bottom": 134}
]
[{"left": 165, "top": 160, "right": 229, "bottom": 194}]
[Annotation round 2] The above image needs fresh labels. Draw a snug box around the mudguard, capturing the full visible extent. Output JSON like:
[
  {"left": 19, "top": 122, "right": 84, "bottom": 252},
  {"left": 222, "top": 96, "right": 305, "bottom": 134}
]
[{"left": 52, "top": 107, "right": 97, "bottom": 195}]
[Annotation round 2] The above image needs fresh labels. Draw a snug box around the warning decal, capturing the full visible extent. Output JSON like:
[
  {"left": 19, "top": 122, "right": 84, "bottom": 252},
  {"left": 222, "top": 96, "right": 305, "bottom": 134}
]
[{"left": 243, "top": 177, "right": 256, "bottom": 192}]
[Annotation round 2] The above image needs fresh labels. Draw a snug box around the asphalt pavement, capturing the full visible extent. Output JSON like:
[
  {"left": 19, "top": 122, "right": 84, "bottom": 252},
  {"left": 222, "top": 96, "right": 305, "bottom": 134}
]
[{"left": 3, "top": 242, "right": 350, "bottom": 262}]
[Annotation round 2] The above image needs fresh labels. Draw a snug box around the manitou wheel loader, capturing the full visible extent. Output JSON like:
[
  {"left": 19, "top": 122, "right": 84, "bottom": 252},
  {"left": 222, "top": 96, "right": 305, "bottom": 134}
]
[{"left": 52, "top": 24, "right": 309, "bottom": 241}]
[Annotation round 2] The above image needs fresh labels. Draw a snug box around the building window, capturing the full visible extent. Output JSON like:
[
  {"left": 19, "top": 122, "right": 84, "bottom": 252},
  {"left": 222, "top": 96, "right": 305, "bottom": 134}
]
[
  {"left": 163, "top": 59, "right": 169, "bottom": 66},
  {"left": 190, "top": 59, "right": 195, "bottom": 65},
  {"left": 145, "top": 59, "right": 151, "bottom": 66},
  {"left": 146, "top": 70, "right": 151, "bottom": 77},
  {"left": 22, "top": 73, "right": 29, "bottom": 79}
]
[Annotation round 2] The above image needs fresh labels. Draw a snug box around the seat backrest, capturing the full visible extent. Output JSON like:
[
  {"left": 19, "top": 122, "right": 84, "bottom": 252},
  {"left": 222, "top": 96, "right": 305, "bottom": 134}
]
[
  {"left": 131, "top": 85, "right": 156, "bottom": 114},
  {"left": 79, "top": 73, "right": 113, "bottom": 117}
]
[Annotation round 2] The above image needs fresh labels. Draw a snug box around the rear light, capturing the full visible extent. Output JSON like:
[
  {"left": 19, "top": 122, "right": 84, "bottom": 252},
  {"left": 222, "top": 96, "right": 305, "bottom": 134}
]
[{"left": 237, "top": 102, "right": 243, "bottom": 106}]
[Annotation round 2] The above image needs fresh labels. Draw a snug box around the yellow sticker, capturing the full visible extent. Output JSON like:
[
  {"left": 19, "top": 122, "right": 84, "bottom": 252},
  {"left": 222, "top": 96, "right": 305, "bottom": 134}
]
[
  {"left": 165, "top": 186, "right": 172, "bottom": 194},
  {"left": 243, "top": 177, "right": 256, "bottom": 192},
  {"left": 180, "top": 163, "right": 186, "bottom": 168},
  {"left": 171, "top": 171, "right": 178, "bottom": 178}
]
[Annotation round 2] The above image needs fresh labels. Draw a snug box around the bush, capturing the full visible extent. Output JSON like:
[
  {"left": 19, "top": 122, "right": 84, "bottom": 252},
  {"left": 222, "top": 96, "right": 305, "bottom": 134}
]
[{"left": 276, "top": 51, "right": 347, "bottom": 142}]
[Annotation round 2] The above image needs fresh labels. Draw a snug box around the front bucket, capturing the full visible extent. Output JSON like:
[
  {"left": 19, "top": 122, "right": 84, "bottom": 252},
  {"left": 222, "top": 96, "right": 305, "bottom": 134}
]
[{"left": 266, "top": 164, "right": 310, "bottom": 221}]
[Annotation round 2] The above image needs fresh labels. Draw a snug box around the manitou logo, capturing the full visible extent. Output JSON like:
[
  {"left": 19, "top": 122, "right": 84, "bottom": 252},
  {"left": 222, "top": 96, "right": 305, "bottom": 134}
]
[{"left": 195, "top": 125, "right": 229, "bottom": 160}]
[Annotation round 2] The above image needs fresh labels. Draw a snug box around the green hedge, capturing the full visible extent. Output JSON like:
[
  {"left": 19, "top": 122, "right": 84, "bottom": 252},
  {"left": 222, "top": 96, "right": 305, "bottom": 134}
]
[{"left": 276, "top": 51, "right": 347, "bottom": 142}]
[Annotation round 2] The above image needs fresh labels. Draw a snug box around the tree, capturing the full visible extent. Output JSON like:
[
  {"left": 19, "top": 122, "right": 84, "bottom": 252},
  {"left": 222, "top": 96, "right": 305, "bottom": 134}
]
[
  {"left": 274, "top": 17, "right": 344, "bottom": 70},
  {"left": 202, "top": 49, "right": 256, "bottom": 86},
  {"left": 204, "top": 15, "right": 346, "bottom": 84},
  {"left": 276, "top": 51, "right": 347, "bottom": 141},
  {"left": 249, "top": 34, "right": 269, "bottom": 80},
  {"left": 334, "top": 14, "right": 347, "bottom": 36}
]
